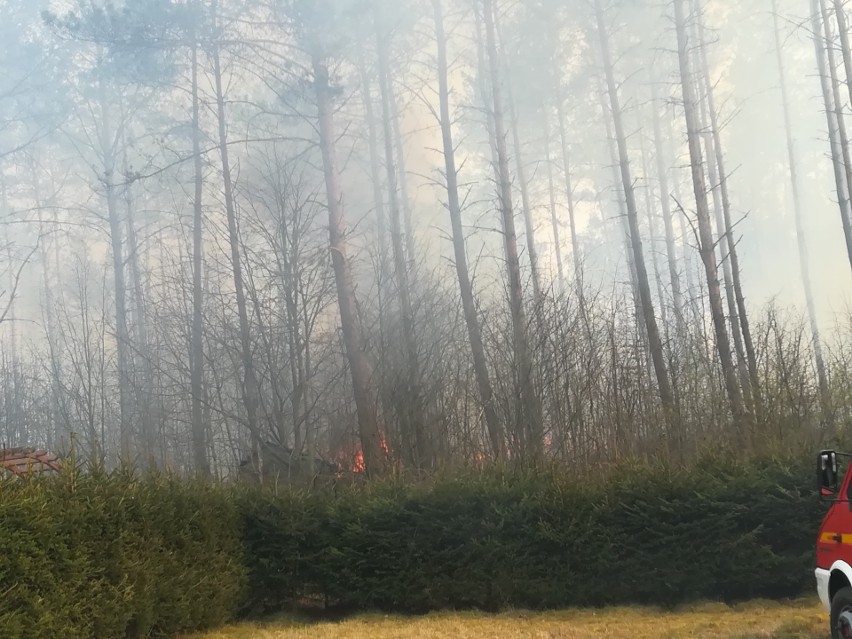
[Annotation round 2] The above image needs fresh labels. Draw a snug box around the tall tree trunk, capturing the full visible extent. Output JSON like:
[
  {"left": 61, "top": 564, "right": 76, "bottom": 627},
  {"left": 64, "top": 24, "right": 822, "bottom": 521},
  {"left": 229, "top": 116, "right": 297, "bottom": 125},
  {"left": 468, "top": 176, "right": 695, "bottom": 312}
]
[
  {"left": 639, "top": 127, "right": 669, "bottom": 332},
  {"left": 374, "top": 4, "right": 426, "bottom": 467},
  {"left": 190, "top": 40, "right": 209, "bottom": 475},
  {"left": 595, "top": 0, "right": 675, "bottom": 416},
  {"left": 543, "top": 109, "right": 565, "bottom": 287},
  {"left": 432, "top": 0, "right": 504, "bottom": 458},
  {"left": 97, "top": 79, "right": 132, "bottom": 460},
  {"left": 650, "top": 80, "right": 685, "bottom": 332},
  {"left": 673, "top": 0, "right": 745, "bottom": 426},
  {"left": 702, "top": 117, "right": 753, "bottom": 411},
  {"left": 483, "top": 0, "right": 543, "bottom": 458},
  {"left": 772, "top": 0, "right": 830, "bottom": 416},
  {"left": 555, "top": 83, "right": 583, "bottom": 290},
  {"left": 121, "top": 142, "right": 157, "bottom": 465},
  {"left": 356, "top": 52, "right": 390, "bottom": 272},
  {"left": 510, "top": 100, "right": 542, "bottom": 303},
  {"left": 33, "top": 165, "right": 70, "bottom": 451},
  {"left": 355, "top": 49, "right": 391, "bottom": 421},
  {"left": 695, "top": 76, "right": 752, "bottom": 410},
  {"left": 815, "top": 0, "right": 852, "bottom": 270},
  {"left": 211, "top": 39, "right": 261, "bottom": 446},
  {"left": 833, "top": 0, "right": 852, "bottom": 135},
  {"left": 596, "top": 81, "right": 645, "bottom": 354},
  {"left": 473, "top": 6, "right": 500, "bottom": 211},
  {"left": 312, "top": 52, "right": 387, "bottom": 477},
  {"left": 694, "top": 0, "right": 761, "bottom": 414},
  {"left": 388, "top": 69, "right": 416, "bottom": 261},
  {"left": 494, "top": 16, "right": 542, "bottom": 303}
]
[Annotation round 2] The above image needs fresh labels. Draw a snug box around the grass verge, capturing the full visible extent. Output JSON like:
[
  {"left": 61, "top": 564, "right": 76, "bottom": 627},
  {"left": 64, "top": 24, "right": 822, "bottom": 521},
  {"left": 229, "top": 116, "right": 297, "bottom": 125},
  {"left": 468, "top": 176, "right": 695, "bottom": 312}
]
[{"left": 181, "top": 599, "right": 826, "bottom": 639}]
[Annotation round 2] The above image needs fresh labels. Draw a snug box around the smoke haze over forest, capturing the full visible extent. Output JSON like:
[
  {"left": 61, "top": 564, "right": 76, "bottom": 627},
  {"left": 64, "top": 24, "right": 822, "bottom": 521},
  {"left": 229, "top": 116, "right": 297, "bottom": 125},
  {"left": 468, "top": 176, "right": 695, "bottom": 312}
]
[{"left": 0, "top": 0, "right": 850, "bottom": 476}]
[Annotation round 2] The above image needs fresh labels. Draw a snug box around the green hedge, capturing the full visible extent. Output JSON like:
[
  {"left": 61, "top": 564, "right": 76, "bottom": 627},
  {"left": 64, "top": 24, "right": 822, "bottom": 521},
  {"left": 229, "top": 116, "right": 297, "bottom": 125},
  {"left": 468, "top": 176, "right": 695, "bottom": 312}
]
[
  {"left": 241, "top": 457, "right": 826, "bottom": 612},
  {"left": 0, "top": 470, "right": 246, "bottom": 639},
  {"left": 0, "top": 457, "right": 828, "bottom": 636}
]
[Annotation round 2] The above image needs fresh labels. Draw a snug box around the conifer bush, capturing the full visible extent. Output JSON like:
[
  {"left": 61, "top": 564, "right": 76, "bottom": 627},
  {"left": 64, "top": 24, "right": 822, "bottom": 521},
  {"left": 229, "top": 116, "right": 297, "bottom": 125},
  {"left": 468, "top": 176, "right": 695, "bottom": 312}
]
[
  {"left": 0, "top": 470, "right": 246, "bottom": 638},
  {"left": 240, "top": 458, "right": 825, "bottom": 612},
  {"left": 0, "top": 457, "right": 827, "bottom": 636}
]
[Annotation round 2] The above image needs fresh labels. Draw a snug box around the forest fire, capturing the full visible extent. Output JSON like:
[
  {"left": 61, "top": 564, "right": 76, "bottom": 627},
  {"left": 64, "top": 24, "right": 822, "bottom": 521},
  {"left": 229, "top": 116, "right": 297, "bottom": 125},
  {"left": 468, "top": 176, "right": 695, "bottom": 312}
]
[
  {"left": 336, "top": 435, "right": 389, "bottom": 474},
  {"left": 352, "top": 448, "right": 365, "bottom": 473}
]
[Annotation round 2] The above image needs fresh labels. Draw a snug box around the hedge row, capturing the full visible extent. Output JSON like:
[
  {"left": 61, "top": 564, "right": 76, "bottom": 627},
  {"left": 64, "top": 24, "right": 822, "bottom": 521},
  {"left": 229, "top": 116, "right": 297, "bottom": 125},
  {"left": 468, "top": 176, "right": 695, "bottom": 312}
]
[
  {"left": 242, "top": 458, "right": 825, "bottom": 612},
  {"left": 0, "top": 471, "right": 246, "bottom": 639},
  {"left": 0, "top": 457, "right": 827, "bottom": 637}
]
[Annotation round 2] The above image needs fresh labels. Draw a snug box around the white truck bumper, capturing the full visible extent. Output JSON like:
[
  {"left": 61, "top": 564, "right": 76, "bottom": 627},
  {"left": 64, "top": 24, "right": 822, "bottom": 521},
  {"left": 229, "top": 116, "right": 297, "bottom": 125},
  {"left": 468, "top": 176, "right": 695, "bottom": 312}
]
[{"left": 817, "top": 567, "right": 831, "bottom": 611}]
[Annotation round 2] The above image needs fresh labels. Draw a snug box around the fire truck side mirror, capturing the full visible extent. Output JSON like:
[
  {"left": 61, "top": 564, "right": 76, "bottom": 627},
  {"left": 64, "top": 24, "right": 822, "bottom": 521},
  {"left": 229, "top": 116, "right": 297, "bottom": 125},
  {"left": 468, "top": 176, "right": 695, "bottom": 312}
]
[{"left": 819, "top": 450, "right": 839, "bottom": 496}]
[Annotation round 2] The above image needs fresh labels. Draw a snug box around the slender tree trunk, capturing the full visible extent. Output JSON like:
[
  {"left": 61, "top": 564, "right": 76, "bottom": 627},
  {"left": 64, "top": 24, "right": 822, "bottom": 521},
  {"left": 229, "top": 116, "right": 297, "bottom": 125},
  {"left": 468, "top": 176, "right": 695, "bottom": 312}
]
[
  {"left": 357, "top": 53, "right": 390, "bottom": 271},
  {"left": 483, "top": 0, "right": 543, "bottom": 458},
  {"left": 702, "top": 118, "right": 753, "bottom": 410},
  {"left": 473, "top": 6, "right": 500, "bottom": 209},
  {"left": 510, "top": 102, "right": 542, "bottom": 303},
  {"left": 374, "top": 4, "right": 426, "bottom": 467},
  {"left": 432, "top": 0, "right": 504, "bottom": 458},
  {"left": 772, "top": 0, "right": 830, "bottom": 415},
  {"left": 555, "top": 84, "right": 583, "bottom": 289},
  {"left": 694, "top": 0, "right": 761, "bottom": 414},
  {"left": 833, "top": 0, "right": 852, "bottom": 131},
  {"left": 388, "top": 69, "right": 416, "bottom": 261},
  {"left": 211, "top": 40, "right": 261, "bottom": 446},
  {"left": 190, "top": 40, "right": 209, "bottom": 475},
  {"left": 666, "top": 112, "right": 705, "bottom": 328},
  {"left": 639, "top": 127, "right": 669, "bottom": 332},
  {"left": 543, "top": 109, "right": 565, "bottom": 286},
  {"left": 312, "top": 52, "right": 387, "bottom": 476},
  {"left": 695, "top": 75, "right": 752, "bottom": 410},
  {"left": 650, "top": 80, "right": 686, "bottom": 331},
  {"left": 494, "top": 24, "right": 542, "bottom": 302},
  {"left": 595, "top": 0, "right": 675, "bottom": 416},
  {"left": 596, "top": 82, "right": 645, "bottom": 350},
  {"left": 815, "top": 0, "right": 852, "bottom": 270},
  {"left": 97, "top": 79, "right": 132, "bottom": 460},
  {"left": 355, "top": 49, "right": 391, "bottom": 424},
  {"left": 33, "top": 166, "right": 70, "bottom": 450},
  {"left": 673, "top": 0, "right": 745, "bottom": 426},
  {"left": 121, "top": 144, "right": 157, "bottom": 465}
]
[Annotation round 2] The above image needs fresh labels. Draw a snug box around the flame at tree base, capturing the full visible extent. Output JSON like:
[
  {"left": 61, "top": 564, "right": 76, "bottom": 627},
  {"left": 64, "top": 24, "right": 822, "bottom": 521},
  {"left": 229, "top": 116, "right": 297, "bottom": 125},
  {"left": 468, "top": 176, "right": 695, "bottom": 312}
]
[{"left": 336, "top": 435, "right": 389, "bottom": 474}]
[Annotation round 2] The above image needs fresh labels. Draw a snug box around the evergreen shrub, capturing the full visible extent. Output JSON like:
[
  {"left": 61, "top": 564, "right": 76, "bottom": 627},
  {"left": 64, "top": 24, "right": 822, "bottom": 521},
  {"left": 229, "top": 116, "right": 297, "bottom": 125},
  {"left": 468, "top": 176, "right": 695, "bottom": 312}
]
[
  {"left": 0, "top": 470, "right": 246, "bottom": 638},
  {"left": 0, "top": 456, "right": 827, "bottom": 636},
  {"left": 241, "top": 457, "right": 825, "bottom": 612}
]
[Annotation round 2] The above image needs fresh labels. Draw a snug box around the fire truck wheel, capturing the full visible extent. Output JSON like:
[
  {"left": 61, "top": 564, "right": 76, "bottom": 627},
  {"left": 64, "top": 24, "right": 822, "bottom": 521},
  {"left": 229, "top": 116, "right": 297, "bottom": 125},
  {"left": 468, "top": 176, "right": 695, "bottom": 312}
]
[{"left": 831, "top": 586, "right": 852, "bottom": 639}]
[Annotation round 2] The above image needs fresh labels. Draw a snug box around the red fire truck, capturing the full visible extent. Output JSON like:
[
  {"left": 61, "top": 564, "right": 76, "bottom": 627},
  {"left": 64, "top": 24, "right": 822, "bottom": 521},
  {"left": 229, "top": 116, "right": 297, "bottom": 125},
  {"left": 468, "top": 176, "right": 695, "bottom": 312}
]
[{"left": 817, "top": 450, "right": 852, "bottom": 638}]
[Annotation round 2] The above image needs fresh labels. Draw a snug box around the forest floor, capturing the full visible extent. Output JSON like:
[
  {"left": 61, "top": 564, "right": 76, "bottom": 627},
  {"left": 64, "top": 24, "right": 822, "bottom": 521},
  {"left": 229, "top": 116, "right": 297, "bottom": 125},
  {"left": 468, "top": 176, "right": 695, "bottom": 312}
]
[{"left": 182, "top": 599, "right": 826, "bottom": 639}]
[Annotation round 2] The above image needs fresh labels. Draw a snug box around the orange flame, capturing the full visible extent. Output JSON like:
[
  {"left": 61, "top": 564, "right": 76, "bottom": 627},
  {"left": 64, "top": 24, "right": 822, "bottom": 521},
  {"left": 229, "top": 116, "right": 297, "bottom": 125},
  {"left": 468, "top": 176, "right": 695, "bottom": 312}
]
[
  {"left": 336, "top": 434, "right": 389, "bottom": 474},
  {"left": 352, "top": 448, "right": 365, "bottom": 473}
]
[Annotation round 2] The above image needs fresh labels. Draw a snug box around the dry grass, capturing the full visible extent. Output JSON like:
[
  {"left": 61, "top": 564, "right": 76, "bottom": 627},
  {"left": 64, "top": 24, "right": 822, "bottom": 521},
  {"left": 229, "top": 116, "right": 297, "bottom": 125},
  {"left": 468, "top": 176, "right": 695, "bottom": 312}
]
[{"left": 182, "top": 599, "right": 826, "bottom": 639}]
